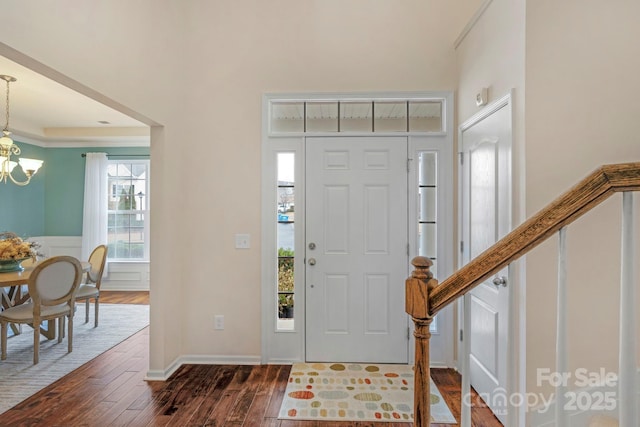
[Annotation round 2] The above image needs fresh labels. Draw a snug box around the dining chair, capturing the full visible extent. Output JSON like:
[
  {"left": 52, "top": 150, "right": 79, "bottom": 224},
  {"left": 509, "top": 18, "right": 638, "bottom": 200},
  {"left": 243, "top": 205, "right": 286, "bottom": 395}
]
[
  {"left": 0, "top": 255, "right": 83, "bottom": 364},
  {"left": 75, "top": 245, "right": 107, "bottom": 327}
]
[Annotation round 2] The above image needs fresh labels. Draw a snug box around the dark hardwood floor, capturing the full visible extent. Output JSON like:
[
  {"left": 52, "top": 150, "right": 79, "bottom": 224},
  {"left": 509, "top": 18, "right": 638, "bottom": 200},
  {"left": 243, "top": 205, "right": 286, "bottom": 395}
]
[
  {"left": 0, "top": 291, "right": 502, "bottom": 426},
  {"left": 101, "top": 290, "right": 150, "bottom": 305}
]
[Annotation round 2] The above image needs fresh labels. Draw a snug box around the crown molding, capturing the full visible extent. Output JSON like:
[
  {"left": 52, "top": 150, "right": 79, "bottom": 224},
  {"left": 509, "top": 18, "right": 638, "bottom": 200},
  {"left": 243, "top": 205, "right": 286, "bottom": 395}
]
[
  {"left": 454, "top": 0, "right": 495, "bottom": 49},
  {"left": 13, "top": 132, "right": 150, "bottom": 148}
]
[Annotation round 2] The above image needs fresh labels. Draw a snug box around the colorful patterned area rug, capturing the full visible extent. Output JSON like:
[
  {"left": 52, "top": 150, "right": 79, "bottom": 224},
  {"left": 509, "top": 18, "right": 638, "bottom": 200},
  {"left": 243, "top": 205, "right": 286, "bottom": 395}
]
[{"left": 278, "top": 362, "right": 456, "bottom": 423}]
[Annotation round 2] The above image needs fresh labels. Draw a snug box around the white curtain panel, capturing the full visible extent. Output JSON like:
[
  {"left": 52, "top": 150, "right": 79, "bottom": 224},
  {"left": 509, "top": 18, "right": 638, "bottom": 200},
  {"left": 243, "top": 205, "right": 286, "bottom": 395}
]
[{"left": 81, "top": 153, "right": 109, "bottom": 275}]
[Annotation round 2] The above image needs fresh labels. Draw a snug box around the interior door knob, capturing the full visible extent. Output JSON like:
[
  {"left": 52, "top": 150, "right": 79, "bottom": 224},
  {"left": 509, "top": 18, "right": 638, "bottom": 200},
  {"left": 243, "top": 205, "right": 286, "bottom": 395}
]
[{"left": 492, "top": 276, "right": 507, "bottom": 287}]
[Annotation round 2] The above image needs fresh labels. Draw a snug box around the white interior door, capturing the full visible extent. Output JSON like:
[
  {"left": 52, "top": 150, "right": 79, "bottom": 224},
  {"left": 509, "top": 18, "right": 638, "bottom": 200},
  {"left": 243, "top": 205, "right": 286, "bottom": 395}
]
[
  {"left": 305, "top": 136, "right": 408, "bottom": 363},
  {"left": 460, "top": 100, "right": 512, "bottom": 424}
]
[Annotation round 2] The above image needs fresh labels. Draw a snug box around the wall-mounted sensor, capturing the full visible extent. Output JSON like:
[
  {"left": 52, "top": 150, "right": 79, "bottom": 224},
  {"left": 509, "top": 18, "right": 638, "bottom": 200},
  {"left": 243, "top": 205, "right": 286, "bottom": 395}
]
[{"left": 476, "top": 87, "right": 489, "bottom": 106}]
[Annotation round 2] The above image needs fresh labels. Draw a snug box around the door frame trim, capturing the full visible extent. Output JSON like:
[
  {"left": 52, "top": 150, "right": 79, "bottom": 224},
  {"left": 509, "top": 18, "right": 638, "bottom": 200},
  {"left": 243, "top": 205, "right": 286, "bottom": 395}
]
[{"left": 261, "top": 92, "right": 455, "bottom": 365}]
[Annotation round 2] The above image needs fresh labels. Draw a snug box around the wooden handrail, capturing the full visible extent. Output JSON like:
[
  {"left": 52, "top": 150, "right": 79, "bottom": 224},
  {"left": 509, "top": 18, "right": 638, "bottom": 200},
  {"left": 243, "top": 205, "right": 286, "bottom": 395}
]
[
  {"left": 429, "top": 162, "right": 640, "bottom": 315},
  {"left": 406, "top": 162, "right": 640, "bottom": 427}
]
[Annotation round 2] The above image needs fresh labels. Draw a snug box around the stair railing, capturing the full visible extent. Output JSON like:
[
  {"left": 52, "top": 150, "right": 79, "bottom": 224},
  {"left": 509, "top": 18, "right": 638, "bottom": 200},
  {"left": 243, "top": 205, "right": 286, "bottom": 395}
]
[{"left": 406, "top": 162, "right": 640, "bottom": 426}]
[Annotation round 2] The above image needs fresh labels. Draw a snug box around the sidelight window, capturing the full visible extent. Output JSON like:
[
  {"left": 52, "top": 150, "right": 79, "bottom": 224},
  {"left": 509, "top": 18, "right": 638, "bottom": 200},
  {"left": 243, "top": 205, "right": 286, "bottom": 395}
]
[
  {"left": 417, "top": 151, "right": 439, "bottom": 333},
  {"left": 277, "top": 153, "right": 295, "bottom": 331}
]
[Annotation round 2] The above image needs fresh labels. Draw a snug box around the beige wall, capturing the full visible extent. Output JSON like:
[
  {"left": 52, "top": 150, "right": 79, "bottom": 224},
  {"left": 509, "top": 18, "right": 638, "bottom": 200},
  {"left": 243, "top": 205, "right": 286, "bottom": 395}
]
[
  {"left": 178, "top": 0, "right": 477, "bottom": 358},
  {"left": 525, "top": 0, "right": 640, "bottom": 402},
  {"left": 1, "top": 0, "right": 479, "bottom": 372},
  {"left": 457, "top": 0, "right": 640, "bottom": 419}
]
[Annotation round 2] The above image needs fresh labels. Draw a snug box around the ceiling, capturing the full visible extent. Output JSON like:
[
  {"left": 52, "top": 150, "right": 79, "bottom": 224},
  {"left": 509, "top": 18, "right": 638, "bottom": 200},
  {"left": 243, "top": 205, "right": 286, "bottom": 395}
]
[{"left": 0, "top": 55, "right": 150, "bottom": 147}]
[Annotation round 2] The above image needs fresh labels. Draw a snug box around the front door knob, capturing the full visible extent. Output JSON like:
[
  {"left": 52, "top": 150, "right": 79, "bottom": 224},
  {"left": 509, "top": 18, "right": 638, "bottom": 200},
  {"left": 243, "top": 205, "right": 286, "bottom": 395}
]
[
  {"left": 308, "top": 258, "right": 316, "bottom": 266},
  {"left": 492, "top": 276, "right": 507, "bottom": 287}
]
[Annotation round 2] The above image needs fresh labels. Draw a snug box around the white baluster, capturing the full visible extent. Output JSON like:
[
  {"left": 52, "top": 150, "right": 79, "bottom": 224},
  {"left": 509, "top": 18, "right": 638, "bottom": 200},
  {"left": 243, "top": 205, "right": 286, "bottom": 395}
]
[
  {"left": 461, "top": 294, "right": 472, "bottom": 427},
  {"left": 556, "top": 227, "right": 568, "bottom": 427},
  {"left": 619, "top": 192, "right": 638, "bottom": 426}
]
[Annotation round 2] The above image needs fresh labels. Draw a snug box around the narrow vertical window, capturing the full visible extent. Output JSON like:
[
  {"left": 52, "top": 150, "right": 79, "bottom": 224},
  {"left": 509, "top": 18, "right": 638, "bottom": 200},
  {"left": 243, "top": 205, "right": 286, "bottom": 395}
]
[
  {"left": 277, "top": 153, "right": 295, "bottom": 330},
  {"left": 107, "top": 160, "right": 149, "bottom": 260},
  {"left": 417, "top": 151, "right": 438, "bottom": 332}
]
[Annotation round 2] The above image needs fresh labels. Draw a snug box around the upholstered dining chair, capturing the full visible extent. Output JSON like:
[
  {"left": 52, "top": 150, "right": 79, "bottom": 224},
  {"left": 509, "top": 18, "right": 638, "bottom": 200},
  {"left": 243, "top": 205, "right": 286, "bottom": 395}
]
[
  {"left": 0, "top": 255, "right": 83, "bottom": 364},
  {"left": 75, "top": 245, "right": 107, "bottom": 327}
]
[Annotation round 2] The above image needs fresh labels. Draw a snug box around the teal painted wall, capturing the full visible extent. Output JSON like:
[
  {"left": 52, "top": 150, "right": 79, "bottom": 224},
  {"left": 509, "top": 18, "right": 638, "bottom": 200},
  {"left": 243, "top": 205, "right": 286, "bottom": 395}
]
[
  {"left": 44, "top": 147, "right": 86, "bottom": 236},
  {"left": 0, "top": 142, "right": 46, "bottom": 238},
  {"left": 0, "top": 141, "right": 149, "bottom": 237}
]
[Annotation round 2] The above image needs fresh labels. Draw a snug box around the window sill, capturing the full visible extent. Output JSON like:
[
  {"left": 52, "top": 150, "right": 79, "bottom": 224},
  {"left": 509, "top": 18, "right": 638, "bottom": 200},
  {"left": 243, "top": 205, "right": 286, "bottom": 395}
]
[{"left": 107, "top": 259, "right": 149, "bottom": 264}]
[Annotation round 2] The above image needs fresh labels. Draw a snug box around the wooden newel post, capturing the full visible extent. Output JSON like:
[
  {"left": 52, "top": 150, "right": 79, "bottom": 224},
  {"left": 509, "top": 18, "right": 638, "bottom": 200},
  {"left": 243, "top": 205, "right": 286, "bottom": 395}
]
[{"left": 406, "top": 256, "right": 438, "bottom": 427}]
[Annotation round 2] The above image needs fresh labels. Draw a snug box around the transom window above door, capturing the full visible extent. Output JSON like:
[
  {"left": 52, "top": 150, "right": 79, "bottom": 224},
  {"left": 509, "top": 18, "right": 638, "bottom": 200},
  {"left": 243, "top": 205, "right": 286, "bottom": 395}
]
[{"left": 269, "top": 99, "right": 444, "bottom": 134}]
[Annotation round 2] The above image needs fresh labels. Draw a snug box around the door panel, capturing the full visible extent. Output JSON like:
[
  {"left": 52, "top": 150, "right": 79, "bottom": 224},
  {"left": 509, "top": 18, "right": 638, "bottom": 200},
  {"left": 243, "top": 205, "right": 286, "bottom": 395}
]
[
  {"left": 324, "top": 186, "right": 349, "bottom": 253},
  {"left": 470, "top": 294, "right": 498, "bottom": 377},
  {"left": 364, "top": 185, "right": 390, "bottom": 254},
  {"left": 469, "top": 142, "right": 497, "bottom": 258},
  {"left": 365, "top": 273, "right": 390, "bottom": 333},
  {"left": 306, "top": 136, "right": 408, "bottom": 363},
  {"left": 325, "top": 274, "right": 349, "bottom": 332},
  {"left": 460, "top": 100, "right": 512, "bottom": 424},
  {"left": 465, "top": 138, "right": 508, "bottom": 410}
]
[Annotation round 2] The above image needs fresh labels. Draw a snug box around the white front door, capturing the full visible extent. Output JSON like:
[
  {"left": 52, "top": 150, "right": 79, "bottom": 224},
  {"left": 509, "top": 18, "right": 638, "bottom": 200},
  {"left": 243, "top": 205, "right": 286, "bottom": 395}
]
[
  {"left": 460, "top": 98, "right": 512, "bottom": 424},
  {"left": 305, "top": 136, "right": 409, "bottom": 363}
]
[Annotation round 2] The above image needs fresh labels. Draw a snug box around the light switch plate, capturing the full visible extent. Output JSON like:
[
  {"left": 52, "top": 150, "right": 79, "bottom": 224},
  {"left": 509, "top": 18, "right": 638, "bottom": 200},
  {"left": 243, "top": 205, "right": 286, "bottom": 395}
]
[
  {"left": 235, "top": 233, "right": 250, "bottom": 249},
  {"left": 214, "top": 315, "right": 224, "bottom": 330}
]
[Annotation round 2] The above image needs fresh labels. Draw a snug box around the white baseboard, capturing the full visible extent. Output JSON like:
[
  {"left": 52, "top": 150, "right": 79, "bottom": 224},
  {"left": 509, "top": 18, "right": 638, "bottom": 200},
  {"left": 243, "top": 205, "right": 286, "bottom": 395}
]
[
  {"left": 265, "top": 357, "right": 303, "bottom": 364},
  {"left": 144, "top": 355, "right": 262, "bottom": 381},
  {"left": 144, "top": 358, "right": 183, "bottom": 382}
]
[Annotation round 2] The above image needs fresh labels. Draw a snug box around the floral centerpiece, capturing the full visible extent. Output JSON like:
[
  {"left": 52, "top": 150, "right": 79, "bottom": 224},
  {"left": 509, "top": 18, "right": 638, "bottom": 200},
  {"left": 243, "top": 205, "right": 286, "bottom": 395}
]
[{"left": 0, "top": 232, "right": 40, "bottom": 272}]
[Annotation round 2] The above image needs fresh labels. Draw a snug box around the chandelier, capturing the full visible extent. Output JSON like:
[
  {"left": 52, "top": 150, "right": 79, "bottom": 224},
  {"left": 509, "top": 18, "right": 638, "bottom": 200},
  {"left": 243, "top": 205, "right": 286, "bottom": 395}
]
[{"left": 0, "top": 75, "right": 43, "bottom": 186}]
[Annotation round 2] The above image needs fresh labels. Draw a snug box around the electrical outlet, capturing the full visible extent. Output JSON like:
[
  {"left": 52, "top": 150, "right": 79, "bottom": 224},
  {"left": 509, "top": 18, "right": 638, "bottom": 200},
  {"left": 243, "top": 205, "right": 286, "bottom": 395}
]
[
  {"left": 235, "top": 233, "right": 250, "bottom": 249},
  {"left": 214, "top": 315, "right": 224, "bottom": 330}
]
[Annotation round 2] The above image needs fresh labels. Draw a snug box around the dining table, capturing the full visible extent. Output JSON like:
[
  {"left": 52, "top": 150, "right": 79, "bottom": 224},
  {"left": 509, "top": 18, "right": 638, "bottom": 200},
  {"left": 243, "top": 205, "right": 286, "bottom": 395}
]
[{"left": 0, "top": 259, "right": 91, "bottom": 339}]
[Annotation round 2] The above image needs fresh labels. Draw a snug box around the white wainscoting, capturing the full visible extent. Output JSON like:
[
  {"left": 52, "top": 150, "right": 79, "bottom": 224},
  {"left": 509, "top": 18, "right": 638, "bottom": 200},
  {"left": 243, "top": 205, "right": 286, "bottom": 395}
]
[{"left": 34, "top": 236, "right": 149, "bottom": 291}]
